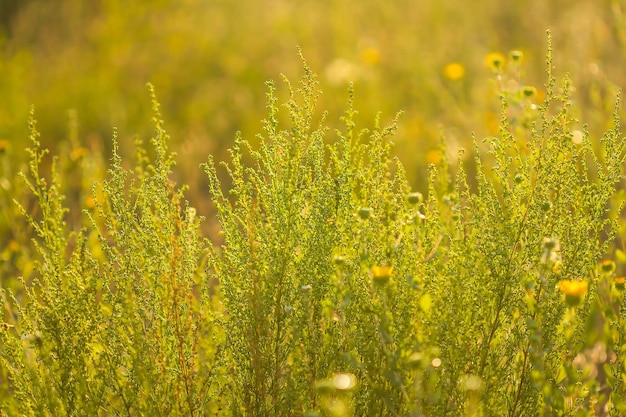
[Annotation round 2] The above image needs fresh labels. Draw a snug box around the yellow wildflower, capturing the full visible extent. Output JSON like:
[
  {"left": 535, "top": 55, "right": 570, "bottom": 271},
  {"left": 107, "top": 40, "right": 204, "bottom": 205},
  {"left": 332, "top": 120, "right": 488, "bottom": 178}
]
[
  {"left": 601, "top": 260, "right": 616, "bottom": 273},
  {"left": 361, "top": 47, "right": 381, "bottom": 66},
  {"left": 443, "top": 62, "right": 465, "bottom": 80},
  {"left": 614, "top": 277, "right": 625, "bottom": 291},
  {"left": 426, "top": 149, "right": 441, "bottom": 165},
  {"left": 371, "top": 265, "right": 393, "bottom": 285},
  {"left": 86, "top": 196, "right": 96, "bottom": 209},
  {"left": 521, "top": 86, "right": 537, "bottom": 98},
  {"left": 558, "top": 280, "right": 588, "bottom": 296},
  {"left": 485, "top": 52, "right": 506, "bottom": 72},
  {"left": 70, "top": 146, "right": 87, "bottom": 161},
  {"left": 558, "top": 280, "right": 588, "bottom": 306}
]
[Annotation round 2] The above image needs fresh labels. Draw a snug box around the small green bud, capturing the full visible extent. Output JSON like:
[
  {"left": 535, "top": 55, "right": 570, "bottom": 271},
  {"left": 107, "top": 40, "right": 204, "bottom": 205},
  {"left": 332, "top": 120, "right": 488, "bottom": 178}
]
[
  {"left": 522, "top": 86, "right": 537, "bottom": 97},
  {"left": 358, "top": 207, "right": 372, "bottom": 220},
  {"left": 541, "top": 201, "right": 552, "bottom": 212},
  {"left": 510, "top": 50, "right": 523, "bottom": 62},
  {"left": 333, "top": 255, "right": 346, "bottom": 265},
  {"left": 514, "top": 173, "right": 524, "bottom": 184},
  {"left": 407, "top": 192, "right": 423, "bottom": 205}
]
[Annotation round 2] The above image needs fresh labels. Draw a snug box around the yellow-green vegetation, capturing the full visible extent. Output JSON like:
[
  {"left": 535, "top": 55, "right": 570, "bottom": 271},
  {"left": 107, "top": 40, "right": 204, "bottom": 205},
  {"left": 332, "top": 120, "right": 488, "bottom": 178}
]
[
  {"left": 2, "top": 34, "right": 626, "bottom": 415},
  {"left": 1, "top": 0, "right": 625, "bottom": 192},
  {"left": 2, "top": 1, "right": 626, "bottom": 416}
]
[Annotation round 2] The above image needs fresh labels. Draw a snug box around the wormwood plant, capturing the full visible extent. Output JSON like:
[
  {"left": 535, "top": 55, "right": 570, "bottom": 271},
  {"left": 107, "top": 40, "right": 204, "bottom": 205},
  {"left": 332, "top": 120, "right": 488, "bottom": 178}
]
[
  {"left": 1, "top": 44, "right": 626, "bottom": 417},
  {"left": 204, "top": 48, "right": 626, "bottom": 416},
  {"left": 0, "top": 88, "right": 222, "bottom": 415}
]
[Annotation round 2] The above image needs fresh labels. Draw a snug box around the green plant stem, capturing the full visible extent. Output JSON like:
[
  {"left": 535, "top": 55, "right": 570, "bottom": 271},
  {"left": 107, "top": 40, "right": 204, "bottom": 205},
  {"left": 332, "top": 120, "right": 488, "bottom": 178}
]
[
  {"left": 508, "top": 285, "right": 542, "bottom": 417},
  {"left": 272, "top": 188, "right": 296, "bottom": 416},
  {"left": 478, "top": 186, "right": 536, "bottom": 376}
]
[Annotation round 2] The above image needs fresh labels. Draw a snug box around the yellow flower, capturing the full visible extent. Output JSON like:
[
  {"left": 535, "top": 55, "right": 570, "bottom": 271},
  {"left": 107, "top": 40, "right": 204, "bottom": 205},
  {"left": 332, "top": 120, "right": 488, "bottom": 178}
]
[
  {"left": 485, "top": 52, "right": 506, "bottom": 72},
  {"left": 558, "top": 280, "right": 588, "bottom": 296},
  {"left": 558, "top": 280, "right": 588, "bottom": 306},
  {"left": 86, "top": 196, "right": 96, "bottom": 209},
  {"left": 521, "top": 86, "right": 537, "bottom": 98},
  {"left": 371, "top": 265, "right": 393, "bottom": 285},
  {"left": 443, "top": 62, "right": 465, "bottom": 80},
  {"left": 426, "top": 149, "right": 441, "bottom": 165},
  {"left": 601, "top": 260, "right": 616, "bottom": 273},
  {"left": 361, "top": 47, "right": 381, "bottom": 66},
  {"left": 0, "top": 140, "right": 9, "bottom": 153},
  {"left": 614, "top": 277, "right": 625, "bottom": 291},
  {"left": 70, "top": 146, "right": 87, "bottom": 161}
]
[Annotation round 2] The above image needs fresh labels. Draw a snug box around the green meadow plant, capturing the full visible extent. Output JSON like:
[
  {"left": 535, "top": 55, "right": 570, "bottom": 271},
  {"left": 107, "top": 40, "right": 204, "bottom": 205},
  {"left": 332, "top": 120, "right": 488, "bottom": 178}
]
[
  {"left": 2, "top": 43, "right": 626, "bottom": 416},
  {"left": 1, "top": 88, "right": 222, "bottom": 415}
]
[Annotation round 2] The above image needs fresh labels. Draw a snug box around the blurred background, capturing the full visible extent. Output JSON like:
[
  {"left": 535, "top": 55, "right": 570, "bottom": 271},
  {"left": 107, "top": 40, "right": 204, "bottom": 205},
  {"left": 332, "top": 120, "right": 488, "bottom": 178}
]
[{"left": 0, "top": 0, "right": 624, "bottom": 259}]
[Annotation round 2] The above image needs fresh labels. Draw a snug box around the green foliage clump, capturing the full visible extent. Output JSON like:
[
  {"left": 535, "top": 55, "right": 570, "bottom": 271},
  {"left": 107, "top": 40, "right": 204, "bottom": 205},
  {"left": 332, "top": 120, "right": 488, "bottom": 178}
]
[
  {"left": 2, "top": 46, "right": 626, "bottom": 416},
  {"left": 1, "top": 88, "right": 221, "bottom": 415}
]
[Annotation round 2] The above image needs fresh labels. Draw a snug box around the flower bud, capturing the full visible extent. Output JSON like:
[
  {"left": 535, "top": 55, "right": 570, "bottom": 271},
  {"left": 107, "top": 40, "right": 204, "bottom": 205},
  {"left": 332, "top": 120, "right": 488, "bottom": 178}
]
[
  {"left": 407, "top": 192, "right": 423, "bottom": 205},
  {"left": 601, "top": 260, "right": 616, "bottom": 273},
  {"left": 522, "top": 86, "right": 537, "bottom": 98},
  {"left": 510, "top": 50, "right": 523, "bottom": 62},
  {"left": 358, "top": 207, "right": 372, "bottom": 220}
]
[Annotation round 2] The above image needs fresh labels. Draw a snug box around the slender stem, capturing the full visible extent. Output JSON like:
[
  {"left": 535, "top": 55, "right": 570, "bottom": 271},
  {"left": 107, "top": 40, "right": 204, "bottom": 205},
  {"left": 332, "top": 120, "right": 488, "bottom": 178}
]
[
  {"left": 508, "top": 286, "right": 541, "bottom": 417},
  {"left": 272, "top": 183, "right": 296, "bottom": 416},
  {"left": 479, "top": 190, "right": 534, "bottom": 376}
]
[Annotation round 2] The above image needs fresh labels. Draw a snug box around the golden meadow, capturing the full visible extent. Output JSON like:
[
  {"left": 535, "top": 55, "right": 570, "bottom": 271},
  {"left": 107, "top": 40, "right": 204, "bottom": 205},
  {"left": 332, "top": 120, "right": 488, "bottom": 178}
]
[{"left": 1, "top": 1, "right": 626, "bottom": 416}]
